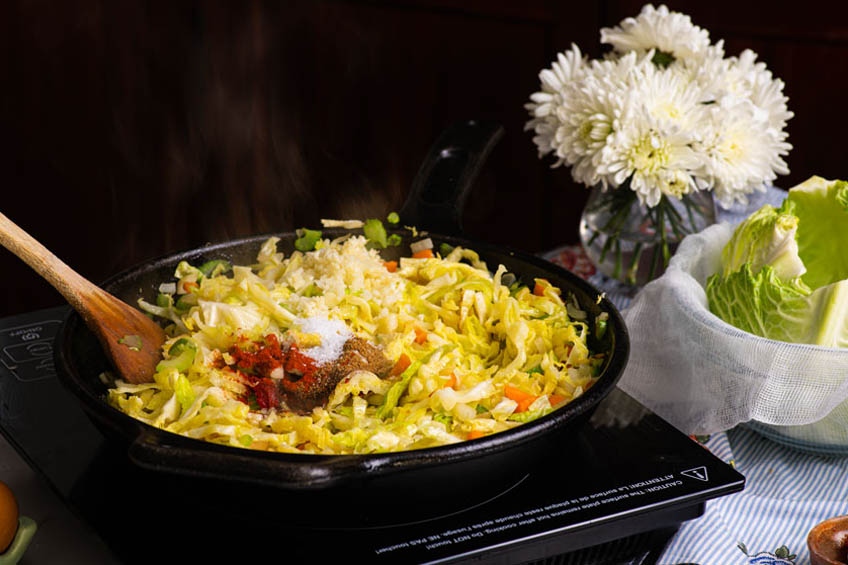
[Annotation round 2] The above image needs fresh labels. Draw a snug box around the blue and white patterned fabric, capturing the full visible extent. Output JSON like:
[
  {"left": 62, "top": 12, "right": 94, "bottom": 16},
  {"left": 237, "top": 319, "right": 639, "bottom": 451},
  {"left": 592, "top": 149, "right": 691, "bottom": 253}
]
[
  {"left": 579, "top": 188, "right": 845, "bottom": 564},
  {"left": 658, "top": 427, "right": 848, "bottom": 565}
]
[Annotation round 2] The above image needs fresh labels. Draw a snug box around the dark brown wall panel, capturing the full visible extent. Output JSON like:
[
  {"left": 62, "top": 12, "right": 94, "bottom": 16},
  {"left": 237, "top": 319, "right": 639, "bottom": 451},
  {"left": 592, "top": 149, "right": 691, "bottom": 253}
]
[{"left": 1, "top": 1, "right": 846, "bottom": 315}]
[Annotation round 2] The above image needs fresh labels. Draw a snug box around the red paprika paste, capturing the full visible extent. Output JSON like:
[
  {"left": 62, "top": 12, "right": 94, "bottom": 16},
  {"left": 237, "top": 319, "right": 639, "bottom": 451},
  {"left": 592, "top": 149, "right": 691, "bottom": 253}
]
[{"left": 225, "top": 335, "right": 322, "bottom": 410}]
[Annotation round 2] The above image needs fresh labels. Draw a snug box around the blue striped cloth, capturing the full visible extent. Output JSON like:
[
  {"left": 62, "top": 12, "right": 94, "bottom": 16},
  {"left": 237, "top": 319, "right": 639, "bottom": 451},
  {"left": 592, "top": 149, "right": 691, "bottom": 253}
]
[
  {"left": 565, "top": 188, "right": 845, "bottom": 565},
  {"left": 658, "top": 427, "right": 848, "bottom": 565}
]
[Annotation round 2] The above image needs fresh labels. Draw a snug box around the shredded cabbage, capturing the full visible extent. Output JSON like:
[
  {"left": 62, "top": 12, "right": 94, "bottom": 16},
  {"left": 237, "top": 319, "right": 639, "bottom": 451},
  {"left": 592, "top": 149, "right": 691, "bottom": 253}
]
[{"left": 114, "top": 234, "right": 605, "bottom": 454}]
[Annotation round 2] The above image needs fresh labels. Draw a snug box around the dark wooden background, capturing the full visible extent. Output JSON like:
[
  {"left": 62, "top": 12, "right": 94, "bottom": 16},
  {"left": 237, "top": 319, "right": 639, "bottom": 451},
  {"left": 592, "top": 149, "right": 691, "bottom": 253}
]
[{"left": 2, "top": 0, "right": 847, "bottom": 315}]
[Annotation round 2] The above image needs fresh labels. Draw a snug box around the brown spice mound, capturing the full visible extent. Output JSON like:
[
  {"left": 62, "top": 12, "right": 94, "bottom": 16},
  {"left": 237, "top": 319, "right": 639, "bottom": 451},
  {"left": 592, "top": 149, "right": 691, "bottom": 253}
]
[{"left": 282, "top": 337, "right": 392, "bottom": 411}]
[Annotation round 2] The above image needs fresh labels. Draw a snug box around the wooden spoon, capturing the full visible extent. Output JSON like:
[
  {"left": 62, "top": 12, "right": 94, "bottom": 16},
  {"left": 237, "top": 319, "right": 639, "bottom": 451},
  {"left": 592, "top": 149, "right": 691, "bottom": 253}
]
[{"left": 0, "top": 212, "right": 162, "bottom": 384}]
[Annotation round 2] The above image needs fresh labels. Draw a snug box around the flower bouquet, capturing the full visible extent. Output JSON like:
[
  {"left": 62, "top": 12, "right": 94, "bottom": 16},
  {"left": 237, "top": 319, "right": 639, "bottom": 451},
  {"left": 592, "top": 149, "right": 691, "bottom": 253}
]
[{"left": 525, "top": 4, "right": 793, "bottom": 285}]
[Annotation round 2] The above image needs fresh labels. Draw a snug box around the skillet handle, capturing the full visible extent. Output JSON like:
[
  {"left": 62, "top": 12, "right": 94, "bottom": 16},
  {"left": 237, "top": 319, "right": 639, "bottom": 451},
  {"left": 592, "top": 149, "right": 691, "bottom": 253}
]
[{"left": 398, "top": 120, "right": 504, "bottom": 236}]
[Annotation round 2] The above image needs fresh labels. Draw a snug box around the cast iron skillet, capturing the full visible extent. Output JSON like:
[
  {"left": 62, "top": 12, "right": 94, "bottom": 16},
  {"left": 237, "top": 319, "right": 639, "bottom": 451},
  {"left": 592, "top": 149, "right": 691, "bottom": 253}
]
[{"left": 55, "top": 121, "right": 629, "bottom": 521}]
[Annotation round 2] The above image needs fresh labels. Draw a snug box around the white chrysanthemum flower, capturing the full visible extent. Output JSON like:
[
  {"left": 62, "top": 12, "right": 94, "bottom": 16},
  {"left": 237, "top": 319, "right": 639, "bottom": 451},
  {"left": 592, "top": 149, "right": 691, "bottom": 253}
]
[
  {"left": 600, "top": 107, "right": 702, "bottom": 207},
  {"left": 697, "top": 48, "right": 761, "bottom": 104},
  {"left": 524, "top": 44, "right": 588, "bottom": 160},
  {"left": 629, "top": 54, "right": 707, "bottom": 133},
  {"left": 526, "top": 49, "right": 636, "bottom": 188},
  {"left": 592, "top": 57, "right": 705, "bottom": 205},
  {"left": 600, "top": 4, "right": 710, "bottom": 62},
  {"left": 549, "top": 53, "right": 638, "bottom": 187},
  {"left": 697, "top": 95, "right": 790, "bottom": 207},
  {"left": 683, "top": 40, "right": 727, "bottom": 96},
  {"left": 742, "top": 51, "right": 794, "bottom": 134},
  {"left": 526, "top": 44, "right": 586, "bottom": 117},
  {"left": 525, "top": 5, "right": 792, "bottom": 209}
]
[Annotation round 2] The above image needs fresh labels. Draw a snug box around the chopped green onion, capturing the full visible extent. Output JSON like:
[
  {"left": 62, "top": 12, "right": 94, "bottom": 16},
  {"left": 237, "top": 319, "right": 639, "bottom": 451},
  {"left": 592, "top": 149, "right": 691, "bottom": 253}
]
[
  {"left": 303, "top": 283, "right": 323, "bottom": 297},
  {"left": 509, "top": 283, "right": 525, "bottom": 297},
  {"left": 198, "top": 259, "right": 231, "bottom": 278},
  {"left": 294, "top": 228, "right": 322, "bottom": 252},
  {"left": 118, "top": 335, "right": 143, "bottom": 352},
  {"left": 439, "top": 243, "right": 454, "bottom": 257},
  {"left": 526, "top": 365, "right": 543, "bottom": 375},
  {"left": 475, "top": 404, "right": 488, "bottom": 414},
  {"left": 239, "top": 434, "right": 253, "bottom": 447},
  {"left": 363, "top": 219, "right": 388, "bottom": 248},
  {"left": 387, "top": 233, "right": 402, "bottom": 246},
  {"left": 433, "top": 412, "right": 453, "bottom": 430},
  {"left": 156, "top": 293, "right": 173, "bottom": 308},
  {"left": 157, "top": 339, "right": 197, "bottom": 373},
  {"left": 175, "top": 294, "right": 197, "bottom": 312},
  {"left": 335, "top": 405, "right": 354, "bottom": 417},
  {"left": 174, "top": 261, "right": 204, "bottom": 281},
  {"left": 387, "top": 212, "right": 400, "bottom": 224},
  {"left": 168, "top": 338, "right": 197, "bottom": 356},
  {"left": 595, "top": 317, "right": 608, "bottom": 340}
]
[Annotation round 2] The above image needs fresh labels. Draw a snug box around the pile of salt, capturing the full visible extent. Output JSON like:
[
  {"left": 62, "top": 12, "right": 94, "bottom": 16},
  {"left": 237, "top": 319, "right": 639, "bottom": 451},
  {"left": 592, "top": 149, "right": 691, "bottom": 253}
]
[{"left": 297, "top": 317, "right": 352, "bottom": 366}]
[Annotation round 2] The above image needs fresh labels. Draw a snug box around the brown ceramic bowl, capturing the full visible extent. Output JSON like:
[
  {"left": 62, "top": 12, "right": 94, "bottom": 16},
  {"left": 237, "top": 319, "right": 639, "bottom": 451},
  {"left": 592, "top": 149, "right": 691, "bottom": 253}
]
[{"left": 809, "top": 515, "right": 848, "bottom": 565}]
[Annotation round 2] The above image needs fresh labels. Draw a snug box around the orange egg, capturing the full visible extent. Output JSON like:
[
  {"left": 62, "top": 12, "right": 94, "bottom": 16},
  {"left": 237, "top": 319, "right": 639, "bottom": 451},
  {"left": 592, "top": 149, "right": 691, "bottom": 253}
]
[{"left": 0, "top": 480, "right": 19, "bottom": 553}]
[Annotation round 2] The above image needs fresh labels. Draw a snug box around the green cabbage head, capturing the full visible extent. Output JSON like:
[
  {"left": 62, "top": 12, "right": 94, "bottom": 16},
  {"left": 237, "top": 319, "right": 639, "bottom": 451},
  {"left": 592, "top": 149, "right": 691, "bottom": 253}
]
[{"left": 706, "top": 176, "right": 848, "bottom": 348}]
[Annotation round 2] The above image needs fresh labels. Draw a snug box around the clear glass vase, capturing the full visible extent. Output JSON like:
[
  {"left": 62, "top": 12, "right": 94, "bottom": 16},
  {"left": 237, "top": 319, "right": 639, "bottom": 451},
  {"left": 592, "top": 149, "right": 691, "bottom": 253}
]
[{"left": 578, "top": 186, "right": 716, "bottom": 286}]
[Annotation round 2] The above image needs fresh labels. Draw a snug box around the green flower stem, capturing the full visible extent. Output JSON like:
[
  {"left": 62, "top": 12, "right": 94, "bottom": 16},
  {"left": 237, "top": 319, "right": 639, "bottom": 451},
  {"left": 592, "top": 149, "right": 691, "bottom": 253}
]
[
  {"left": 683, "top": 196, "right": 698, "bottom": 232},
  {"left": 662, "top": 198, "right": 685, "bottom": 242},
  {"left": 655, "top": 202, "right": 670, "bottom": 266},
  {"left": 584, "top": 183, "right": 712, "bottom": 285},
  {"left": 613, "top": 239, "right": 623, "bottom": 279},
  {"left": 597, "top": 192, "right": 637, "bottom": 264},
  {"left": 649, "top": 240, "right": 663, "bottom": 282},
  {"left": 626, "top": 242, "right": 643, "bottom": 285}
]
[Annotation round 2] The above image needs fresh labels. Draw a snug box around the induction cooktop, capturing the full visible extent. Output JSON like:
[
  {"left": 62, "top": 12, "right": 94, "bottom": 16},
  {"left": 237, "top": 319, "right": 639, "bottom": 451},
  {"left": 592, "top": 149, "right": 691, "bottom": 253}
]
[{"left": 0, "top": 306, "right": 744, "bottom": 564}]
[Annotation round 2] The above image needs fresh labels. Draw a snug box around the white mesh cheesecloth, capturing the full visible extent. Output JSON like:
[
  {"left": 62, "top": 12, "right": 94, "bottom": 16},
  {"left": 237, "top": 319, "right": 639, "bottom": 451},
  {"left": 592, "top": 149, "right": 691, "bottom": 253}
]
[{"left": 617, "top": 220, "right": 848, "bottom": 452}]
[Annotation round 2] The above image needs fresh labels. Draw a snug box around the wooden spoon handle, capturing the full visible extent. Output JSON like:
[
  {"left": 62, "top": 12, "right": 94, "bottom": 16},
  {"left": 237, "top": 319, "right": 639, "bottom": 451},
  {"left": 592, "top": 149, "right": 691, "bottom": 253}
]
[
  {"left": 0, "top": 211, "right": 100, "bottom": 311},
  {"left": 0, "top": 211, "right": 164, "bottom": 384}
]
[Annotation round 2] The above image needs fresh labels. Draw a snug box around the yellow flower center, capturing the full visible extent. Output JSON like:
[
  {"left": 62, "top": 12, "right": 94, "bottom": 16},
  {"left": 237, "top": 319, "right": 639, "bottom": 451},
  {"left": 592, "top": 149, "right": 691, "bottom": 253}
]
[
  {"left": 662, "top": 171, "right": 690, "bottom": 198},
  {"left": 629, "top": 134, "right": 669, "bottom": 174},
  {"left": 578, "top": 116, "right": 612, "bottom": 144}
]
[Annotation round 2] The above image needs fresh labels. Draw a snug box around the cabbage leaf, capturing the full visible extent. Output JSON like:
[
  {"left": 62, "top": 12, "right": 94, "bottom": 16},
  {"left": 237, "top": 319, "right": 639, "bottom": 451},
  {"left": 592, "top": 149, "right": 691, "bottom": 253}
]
[{"left": 707, "top": 176, "right": 848, "bottom": 347}]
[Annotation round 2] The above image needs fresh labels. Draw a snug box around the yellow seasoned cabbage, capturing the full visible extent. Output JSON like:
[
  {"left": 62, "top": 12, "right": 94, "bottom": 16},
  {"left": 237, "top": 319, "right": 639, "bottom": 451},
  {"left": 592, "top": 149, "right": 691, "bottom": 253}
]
[{"left": 107, "top": 234, "right": 605, "bottom": 454}]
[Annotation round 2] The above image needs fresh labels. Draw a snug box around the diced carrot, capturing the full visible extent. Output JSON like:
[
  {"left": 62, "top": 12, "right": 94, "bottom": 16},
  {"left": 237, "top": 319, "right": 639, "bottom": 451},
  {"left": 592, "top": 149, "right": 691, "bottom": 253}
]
[
  {"left": 412, "top": 249, "right": 434, "bottom": 259},
  {"left": 549, "top": 394, "right": 567, "bottom": 406},
  {"left": 517, "top": 397, "right": 537, "bottom": 412},
  {"left": 383, "top": 260, "right": 398, "bottom": 272},
  {"left": 533, "top": 280, "right": 546, "bottom": 296},
  {"left": 504, "top": 385, "right": 533, "bottom": 402},
  {"left": 413, "top": 326, "right": 428, "bottom": 344},
  {"left": 467, "top": 430, "right": 487, "bottom": 440},
  {"left": 444, "top": 372, "right": 457, "bottom": 389},
  {"left": 183, "top": 281, "right": 199, "bottom": 293},
  {"left": 390, "top": 353, "right": 411, "bottom": 377},
  {"left": 504, "top": 385, "right": 538, "bottom": 413}
]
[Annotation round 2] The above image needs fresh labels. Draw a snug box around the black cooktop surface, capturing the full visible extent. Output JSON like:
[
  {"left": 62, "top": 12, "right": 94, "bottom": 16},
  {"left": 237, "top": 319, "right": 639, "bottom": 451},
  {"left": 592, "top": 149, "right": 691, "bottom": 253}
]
[{"left": 0, "top": 307, "right": 744, "bottom": 564}]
